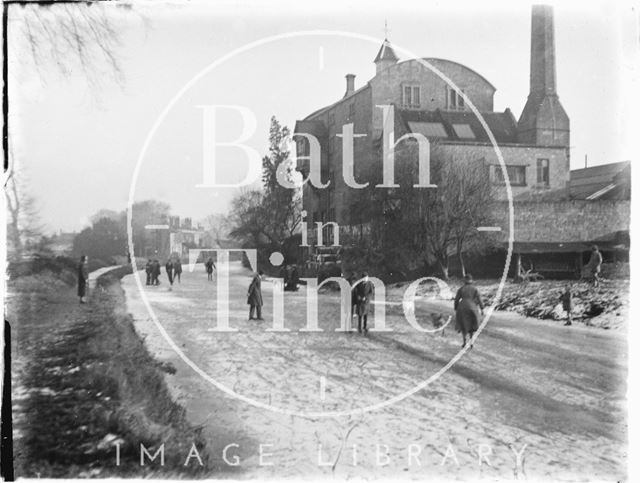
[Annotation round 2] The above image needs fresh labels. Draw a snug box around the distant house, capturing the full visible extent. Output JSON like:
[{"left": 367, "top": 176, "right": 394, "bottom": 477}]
[{"left": 144, "top": 216, "right": 213, "bottom": 259}]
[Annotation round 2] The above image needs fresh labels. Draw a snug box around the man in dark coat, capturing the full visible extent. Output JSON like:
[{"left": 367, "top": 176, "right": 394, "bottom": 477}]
[
  {"left": 174, "top": 259, "right": 182, "bottom": 283},
  {"left": 454, "top": 274, "right": 484, "bottom": 348},
  {"left": 355, "top": 272, "right": 374, "bottom": 333},
  {"left": 586, "top": 245, "right": 603, "bottom": 288},
  {"left": 77, "top": 255, "right": 89, "bottom": 304},
  {"left": 247, "top": 270, "right": 264, "bottom": 320},
  {"left": 145, "top": 259, "right": 152, "bottom": 285},
  {"left": 165, "top": 260, "right": 174, "bottom": 286},
  {"left": 152, "top": 259, "right": 161, "bottom": 285},
  {"left": 346, "top": 272, "right": 358, "bottom": 320}
]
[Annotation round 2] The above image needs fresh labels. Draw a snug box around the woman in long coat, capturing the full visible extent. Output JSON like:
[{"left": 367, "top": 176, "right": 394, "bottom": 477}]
[
  {"left": 247, "top": 270, "right": 264, "bottom": 320},
  {"left": 77, "top": 255, "right": 89, "bottom": 304},
  {"left": 454, "top": 274, "right": 484, "bottom": 348}
]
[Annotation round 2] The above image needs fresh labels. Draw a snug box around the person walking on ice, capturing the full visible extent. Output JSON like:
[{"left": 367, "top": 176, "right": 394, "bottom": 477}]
[
  {"left": 454, "top": 274, "right": 484, "bottom": 348},
  {"left": 165, "top": 259, "right": 174, "bottom": 288},
  {"left": 247, "top": 270, "right": 264, "bottom": 321}
]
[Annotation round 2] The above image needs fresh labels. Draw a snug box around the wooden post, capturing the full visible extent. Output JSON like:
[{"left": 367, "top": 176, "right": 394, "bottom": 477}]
[{"left": 514, "top": 252, "right": 522, "bottom": 282}]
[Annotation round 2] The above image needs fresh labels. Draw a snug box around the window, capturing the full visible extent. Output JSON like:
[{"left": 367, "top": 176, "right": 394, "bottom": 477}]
[
  {"left": 452, "top": 123, "right": 475, "bottom": 139},
  {"left": 348, "top": 103, "right": 355, "bottom": 122},
  {"left": 408, "top": 121, "right": 448, "bottom": 138},
  {"left": 328, "top": 112, "right": 335, "bottom": 126},
  {"left": 537, "top": 158, "right": 549, "bottom": 186},
  {"left": 446, "top": 87, "right": 465, "bottom": 111},
  {"left": 402, "top": 85, "right": 421, "bottom": 108},
  {"left": 493, "top": 165, "right": 526, "bottom": 186}
]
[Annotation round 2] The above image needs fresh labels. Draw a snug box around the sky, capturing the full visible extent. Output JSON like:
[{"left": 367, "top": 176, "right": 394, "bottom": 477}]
[{"left": 8, "top": 0, "right": 639, "bottom": 233}]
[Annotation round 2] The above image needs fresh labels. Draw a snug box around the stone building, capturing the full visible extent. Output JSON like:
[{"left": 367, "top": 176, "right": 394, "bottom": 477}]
[
  {"left": 294, "top": 5, "right": 629, "bottom": 278},
  {"left": 296, "top": 5, "right": 571, "bottom": 230}
]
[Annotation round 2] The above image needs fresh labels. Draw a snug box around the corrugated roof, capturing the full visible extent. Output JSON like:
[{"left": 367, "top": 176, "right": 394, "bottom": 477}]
[{"left": 570, "top": 161, "right": 631, "bottom": 200}]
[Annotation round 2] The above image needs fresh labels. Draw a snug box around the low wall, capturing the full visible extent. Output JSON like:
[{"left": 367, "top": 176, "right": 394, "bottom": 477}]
[{"left": 490, "top": 200, "right": 630, "bottom": 243}]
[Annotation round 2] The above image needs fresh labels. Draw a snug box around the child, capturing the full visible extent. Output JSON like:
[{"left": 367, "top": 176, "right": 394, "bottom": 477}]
[{"left": 559, "top": 285, "right": 573, "bottom": 326}]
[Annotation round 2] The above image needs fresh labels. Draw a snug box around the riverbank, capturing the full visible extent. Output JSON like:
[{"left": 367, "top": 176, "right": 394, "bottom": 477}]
[{"left": 6, "top": 261, "right": 208, "bottom": 478}]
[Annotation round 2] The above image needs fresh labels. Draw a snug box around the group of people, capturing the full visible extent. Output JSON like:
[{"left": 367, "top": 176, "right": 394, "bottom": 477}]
[
  {"left": 79, "top": 245, "right": 606, "bottom": 339},
  {"left": 164, "top": 258, "right": 183, "bottom": 286},
  {"left": 145, "top": 258, "right": 182, "bottom": 287}
]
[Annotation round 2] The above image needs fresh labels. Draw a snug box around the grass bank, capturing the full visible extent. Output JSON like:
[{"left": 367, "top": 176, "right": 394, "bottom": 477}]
[{"left": 8, "top": 262, "right": 209, "bottom": 478}]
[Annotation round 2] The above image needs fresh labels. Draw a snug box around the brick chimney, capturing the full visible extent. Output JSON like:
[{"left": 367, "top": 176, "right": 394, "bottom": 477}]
[
  {"left": 517, "top": 4, "right": 570, "bottom": 146},
  {"left": 344, "top": 74, "right": 356, "bottom": 97}
]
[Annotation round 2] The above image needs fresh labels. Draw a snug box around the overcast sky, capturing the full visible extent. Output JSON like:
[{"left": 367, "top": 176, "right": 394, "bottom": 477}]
[{"left": 8, "top": 0, "right": 638, "bottom": 233}]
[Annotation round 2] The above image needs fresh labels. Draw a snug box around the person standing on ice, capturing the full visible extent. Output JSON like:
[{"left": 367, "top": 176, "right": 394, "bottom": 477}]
[
  {"left": 205, "top": 257, "right": 216, "bottom": 282},
  {"left": 355, "top": 272, "right": 374, "bottom": 334},
  {"left": 559, "top": 285, "right": 573, "bottom": 326},
  {"left": 173, "top": 259, "right": 182, "bottom": 283},
  {"left": 247, "top": 270, "right": 264, "bottom": 321}
]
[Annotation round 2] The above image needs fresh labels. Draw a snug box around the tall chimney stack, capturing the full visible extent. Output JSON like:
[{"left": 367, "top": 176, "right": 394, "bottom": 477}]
[
  {"left": 517, "top": 5, "right": 570, "bottom": 147},
  {"left": 344, "top": 74, "right": 356, "bottom": 97}
]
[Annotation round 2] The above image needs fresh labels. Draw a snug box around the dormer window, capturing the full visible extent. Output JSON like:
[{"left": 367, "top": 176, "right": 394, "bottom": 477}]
[
  {"left": 446, "top": 86, "right": 465, "bottom": 111},
  {"left": 402, "top": 85, "right": 421, "bottom": 109}
]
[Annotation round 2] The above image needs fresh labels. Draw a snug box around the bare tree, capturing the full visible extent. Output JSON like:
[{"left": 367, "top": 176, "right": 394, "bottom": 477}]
[
  {"left": 10, "top": 1, "right": 129, "bottom": 89},
  {"left": 4, "top": 164, "right": 42, "bottom": 259},
  {"left": 201, "top": 213, "right": 231, "bottom": 247}
]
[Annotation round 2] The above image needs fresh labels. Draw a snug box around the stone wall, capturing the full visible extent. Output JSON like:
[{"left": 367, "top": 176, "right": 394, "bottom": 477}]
[{"left": 490, "top": 200, "right": 631, "bottom": 243}]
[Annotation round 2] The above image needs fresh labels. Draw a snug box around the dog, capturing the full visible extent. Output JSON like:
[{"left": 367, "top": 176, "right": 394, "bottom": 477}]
[{"left": 429, "top": 313, "right": 452, "bottom": 336}]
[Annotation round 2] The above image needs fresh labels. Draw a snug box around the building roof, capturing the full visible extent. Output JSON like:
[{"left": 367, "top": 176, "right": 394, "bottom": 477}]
[
  {"left": 373, "top": 39, "right": 399, "bottom": 63},
  {"left": 293, "top": 119, "right": 328, "bottom": 138},
  {"left": 398, "top": 108, "right": 519, "bottom": 144},
  {"left": 570, "top": 161, "right": 631, "bottom": 200}
]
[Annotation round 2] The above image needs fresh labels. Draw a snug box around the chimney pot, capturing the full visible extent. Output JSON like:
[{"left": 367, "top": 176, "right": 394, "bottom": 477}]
[{"left": 344, "top": 74, "right": 356, "bottom": 97}]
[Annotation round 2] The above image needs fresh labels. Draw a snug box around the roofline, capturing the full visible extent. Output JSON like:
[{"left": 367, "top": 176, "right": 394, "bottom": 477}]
[
  {"left": 392, "top": 57, "right": 497, "bottom": 92},
  {"left": 303, "top": 83, "right": 371, "bottom": 121},
  {"left": 570, "top": 160, "right": 631, "bottom": 175}
]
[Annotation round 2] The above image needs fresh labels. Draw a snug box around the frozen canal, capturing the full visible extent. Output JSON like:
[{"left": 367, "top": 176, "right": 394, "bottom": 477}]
[{"left": 122, "top": 262, "right": 626, "bottom": 480}]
